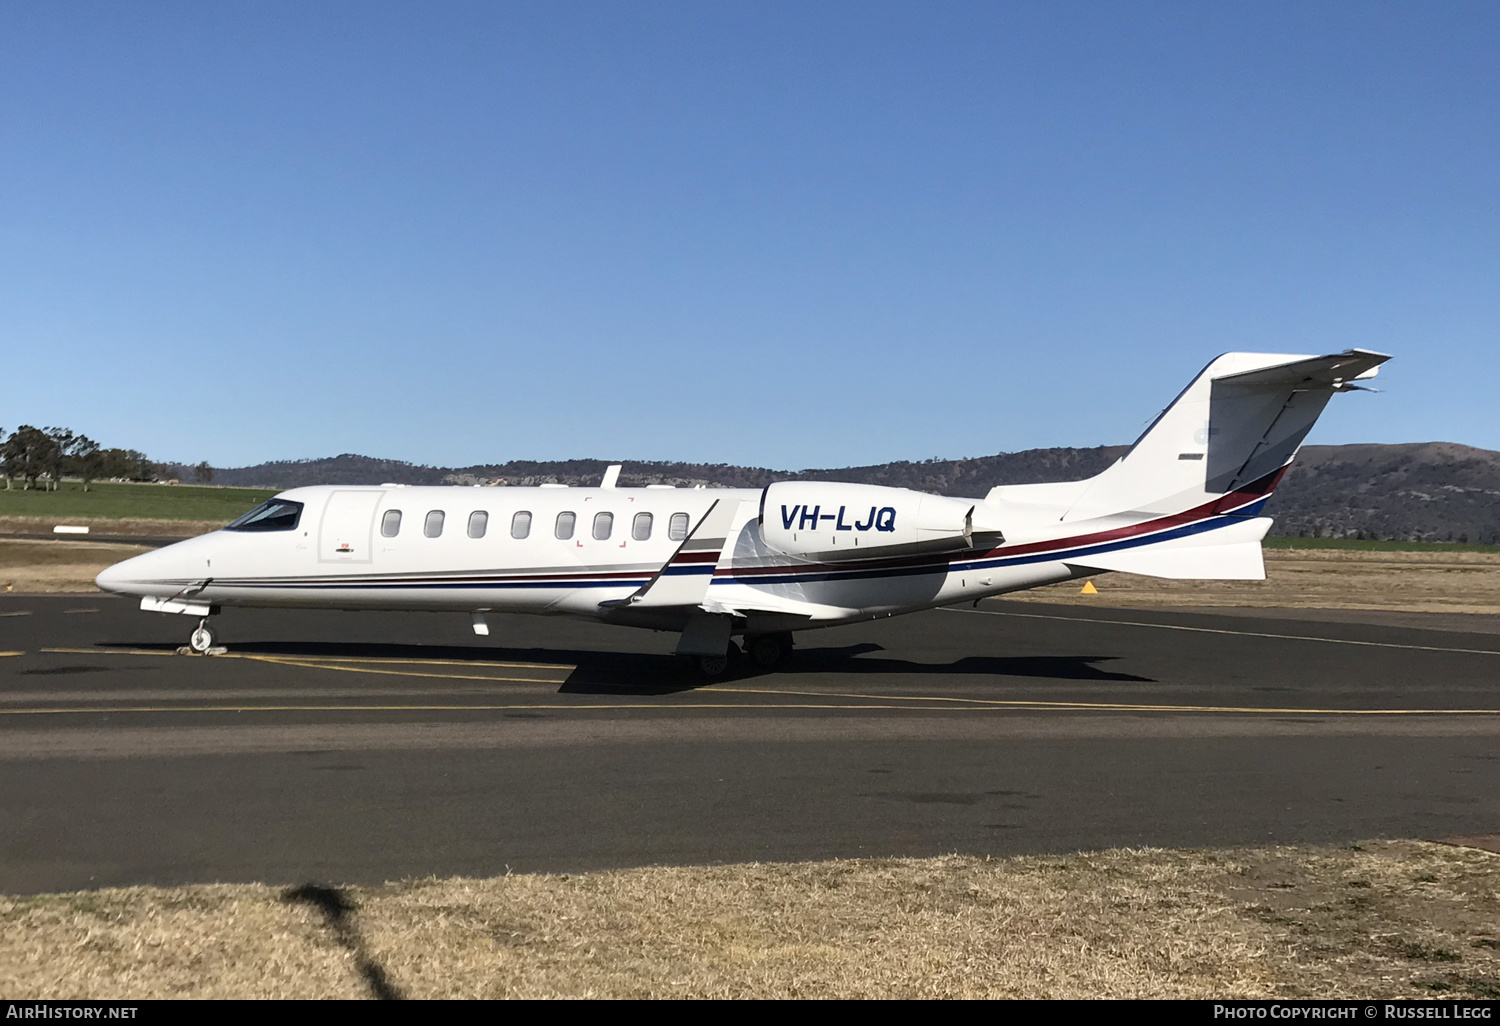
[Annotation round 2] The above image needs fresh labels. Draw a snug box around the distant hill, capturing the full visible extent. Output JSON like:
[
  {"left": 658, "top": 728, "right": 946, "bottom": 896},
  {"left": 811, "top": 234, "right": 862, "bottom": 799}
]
[
  {"left": 170, "top": 442, "right": 1500, "bottom": 545},
  {"left": 1265, "top": 443, "right": 1500, "bottom": 545}
]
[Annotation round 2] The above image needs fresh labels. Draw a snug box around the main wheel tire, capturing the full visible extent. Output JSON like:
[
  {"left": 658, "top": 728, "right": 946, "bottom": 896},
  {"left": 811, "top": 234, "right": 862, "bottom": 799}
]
[
  {"left": 697, "top": 653, "right": 729, "bottom": 677},
  {"left": 189, "top": 624, "right": 216, "bottom": 654},
  {"left": 746, "top": 632, "right": 792, "bottom": 669}
]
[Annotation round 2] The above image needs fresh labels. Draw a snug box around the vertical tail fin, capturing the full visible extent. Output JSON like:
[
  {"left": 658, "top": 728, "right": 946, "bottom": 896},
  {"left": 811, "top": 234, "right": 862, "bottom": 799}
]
[{"left": 1059, "top": 349, "right": 1389, "bottom": 522}]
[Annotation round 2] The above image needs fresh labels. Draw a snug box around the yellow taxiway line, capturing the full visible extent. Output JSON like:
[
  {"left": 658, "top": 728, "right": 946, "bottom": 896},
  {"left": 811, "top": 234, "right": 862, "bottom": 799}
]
[
  {"left": 950, "top": 606, "right": 1500, "bottom": 657},
  {"left": 2, "top": 703, "right": 1498, "bottom": 717},
  {"left": 243, "top": 655, "right": 567, "bottom": 684},
  {"left": 0, "top": 701, "right": 1092, "bottom": 715},
  {"left": 3, "top": 687, "right": 1499, "bottom": 719},
  {"left": 15, "top": 643, "right": 1500, "bottom": 718},
  {"left": 37, "top": 648, "right": 569, "bottom": 684},
  {"left": 40, "top": 647, "right": 574, "bottom": 673},
  {"left": 714, "top": 686, "right": 1500, "bottom": 716}
]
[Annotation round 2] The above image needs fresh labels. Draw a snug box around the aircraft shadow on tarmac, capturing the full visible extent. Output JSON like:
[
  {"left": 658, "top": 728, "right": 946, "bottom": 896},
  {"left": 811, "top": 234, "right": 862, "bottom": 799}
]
[
  {"left": 97, "top": 638, "right": 1155, "bottom": 695},
  {"left": 560, "top": 646, "right": 1155, "bottom": 695}
]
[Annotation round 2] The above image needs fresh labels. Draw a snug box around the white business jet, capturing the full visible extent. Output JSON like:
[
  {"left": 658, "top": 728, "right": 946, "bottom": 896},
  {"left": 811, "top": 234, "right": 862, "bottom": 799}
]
[{"left": 97, "top": 349, "right": 1388, "bottom": 674}]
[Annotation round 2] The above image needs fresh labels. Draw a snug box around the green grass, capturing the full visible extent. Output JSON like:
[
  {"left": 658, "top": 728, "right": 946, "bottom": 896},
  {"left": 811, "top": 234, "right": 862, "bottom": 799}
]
[
  {"left": 1265, "top": 536, "right": 1500, "bottom": 553},
  {"left": 0, "top": 481, "right": 278, "bottom": 522}
]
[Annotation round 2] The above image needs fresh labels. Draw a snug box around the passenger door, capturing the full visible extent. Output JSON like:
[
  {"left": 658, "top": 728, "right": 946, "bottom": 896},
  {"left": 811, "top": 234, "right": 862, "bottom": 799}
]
[{"left": 318, "top": 490, "right": 383, "bottom": 564}]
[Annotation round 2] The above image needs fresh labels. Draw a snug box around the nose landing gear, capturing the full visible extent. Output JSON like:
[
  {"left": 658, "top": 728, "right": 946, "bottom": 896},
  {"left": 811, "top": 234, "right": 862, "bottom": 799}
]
[{"left": 186, "top": 618, "right": 223, "bottom": 656}]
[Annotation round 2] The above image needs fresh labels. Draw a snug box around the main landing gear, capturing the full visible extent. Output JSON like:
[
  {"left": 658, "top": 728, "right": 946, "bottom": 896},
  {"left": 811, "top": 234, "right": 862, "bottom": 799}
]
[
  {"left": 697, "top": 649, "right": 733, "bottom": 677},
  {"left": 745, "top": 632, "right": 794, "bottom": 670},
  {"left": 695, "top": 633, "right": 795, "bottom": 677}
]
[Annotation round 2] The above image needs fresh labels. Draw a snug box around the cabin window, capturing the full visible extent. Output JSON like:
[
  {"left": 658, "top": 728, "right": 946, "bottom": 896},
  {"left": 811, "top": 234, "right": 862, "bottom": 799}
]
[
  {"left": 226, "top": 499, "right": 304, "bottom": 533},
  {"left": 468, "top": 511, "right": 488, "bottom": 539},
  {"left": 511, "top": 511, "right": 532, "bottom": 539},
  {"left": 632, "top": 512, "right": 653, "bottom": 541},
  {"left": 424, "top": 510, "right": 445, "bottom": 538},
  {"left": 593, "top": 512, "right": 614, "bottom": 540},
  {"left": 555, "top": 511, "right": 576, "bottom": 540},
  {"left": 668, "top": 512, "right": 690, "bottom": 541},
  {"left": 380, "top": 510, "right": 402, "bottom": 538}
]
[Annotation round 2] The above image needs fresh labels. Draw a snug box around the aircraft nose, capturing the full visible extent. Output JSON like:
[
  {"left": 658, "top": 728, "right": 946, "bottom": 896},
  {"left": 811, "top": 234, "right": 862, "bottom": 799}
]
[
  {"left": 95, "top": 558, "right": 129, "bottom": 594},
  {"left": 95, "top": 549, "right": 161, "bottom": 595}
]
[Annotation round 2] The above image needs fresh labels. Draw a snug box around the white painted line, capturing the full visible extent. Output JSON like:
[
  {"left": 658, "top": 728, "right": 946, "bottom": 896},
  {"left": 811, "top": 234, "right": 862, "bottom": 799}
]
[
  {"left": 947, "top": 606, "right": 1500, "bottom": 657},
  {"left": 52, "top": 525, "right": 89, "bottom": 535}
]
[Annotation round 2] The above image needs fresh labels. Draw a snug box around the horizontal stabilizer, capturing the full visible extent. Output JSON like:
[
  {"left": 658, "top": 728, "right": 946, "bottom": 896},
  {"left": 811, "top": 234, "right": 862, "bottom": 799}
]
[
  {"left": 1216, "top": 349, "right": 1388, "bottom": 388},
  {"left": 1067, "top": 542, "right": 1265, "bottom": 580},
  {"left": 1065, "top": 517, "right": 1272, "bottom": 580}
]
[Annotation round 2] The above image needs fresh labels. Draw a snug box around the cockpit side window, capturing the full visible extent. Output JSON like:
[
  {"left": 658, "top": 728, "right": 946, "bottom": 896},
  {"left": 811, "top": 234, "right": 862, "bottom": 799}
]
[{"left": 225, "top": 499, "right": 304, "bottom": 532}]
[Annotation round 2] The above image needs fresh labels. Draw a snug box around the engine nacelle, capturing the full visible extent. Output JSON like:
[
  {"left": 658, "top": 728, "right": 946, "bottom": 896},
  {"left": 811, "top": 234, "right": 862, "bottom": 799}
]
[{"left": 759, "top": 482, "right": 1003, "bottom": 563}]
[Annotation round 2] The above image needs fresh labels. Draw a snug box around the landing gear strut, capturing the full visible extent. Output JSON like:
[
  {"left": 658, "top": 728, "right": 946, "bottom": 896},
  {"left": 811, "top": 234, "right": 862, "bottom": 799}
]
[{"left": 188, "top": 618, "right": 218, "bottom": 655}]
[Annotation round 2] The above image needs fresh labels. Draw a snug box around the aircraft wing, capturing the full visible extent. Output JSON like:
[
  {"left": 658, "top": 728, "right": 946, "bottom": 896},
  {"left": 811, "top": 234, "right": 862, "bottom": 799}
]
[
  {"left": 619, "top": 498, "right": 743, "bottom": 609},
  {"left": 606, "top": 497, "right": 863, "bottom": 627}
]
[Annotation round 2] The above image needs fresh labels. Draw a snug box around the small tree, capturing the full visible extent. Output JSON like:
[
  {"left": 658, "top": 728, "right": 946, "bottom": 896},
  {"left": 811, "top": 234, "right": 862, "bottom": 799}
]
[
  {"left": 71, "top": 435, "right": 102, "bottom": 492},
  {"left": 44, "top": 427, "right": 74, "bottom": 491},
  {"left": 2, "top": 426, "right": 58, "bottom": 490},
  {"left": 97, "top": 448, "right": 137, "bottom": 480},
  {"left": 130, "top": 451, "right": 158, "bottom": 482},
  {"left": 193, "top": 461, "right": 214, "bottom": 484}
]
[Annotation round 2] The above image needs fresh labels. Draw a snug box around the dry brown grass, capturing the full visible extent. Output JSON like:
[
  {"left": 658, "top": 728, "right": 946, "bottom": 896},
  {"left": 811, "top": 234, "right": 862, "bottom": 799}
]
[
  {"left": 0, "top": 539, "right": 151, "bottom": 594},
  {"left": 1014, "top": 548, "right": 1500, "bottom": 615},
  {"left": 3, "top": 841, "right": 1498, "bottom": 999},
  {"left": 0, "top": 516, "right": 220, "bottom": 595}
]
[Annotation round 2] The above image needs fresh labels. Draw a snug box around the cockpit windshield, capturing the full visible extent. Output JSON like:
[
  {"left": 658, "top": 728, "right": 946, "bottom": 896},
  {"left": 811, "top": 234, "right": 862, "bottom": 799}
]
[{"left": 225, "top": 499, "right": 304, "bottom": 532}]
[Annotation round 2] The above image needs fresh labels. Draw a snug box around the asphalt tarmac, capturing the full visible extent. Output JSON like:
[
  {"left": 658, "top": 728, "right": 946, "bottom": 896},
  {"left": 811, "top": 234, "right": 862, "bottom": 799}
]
[{"left": 2, "top": 593, "right": 1499, "bottom": 895}]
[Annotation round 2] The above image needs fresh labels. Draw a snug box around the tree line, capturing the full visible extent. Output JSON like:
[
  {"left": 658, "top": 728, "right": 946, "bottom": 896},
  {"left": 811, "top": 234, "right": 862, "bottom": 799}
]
[{"left": 0, "top": 425, "right": 194, "bottom": 491}]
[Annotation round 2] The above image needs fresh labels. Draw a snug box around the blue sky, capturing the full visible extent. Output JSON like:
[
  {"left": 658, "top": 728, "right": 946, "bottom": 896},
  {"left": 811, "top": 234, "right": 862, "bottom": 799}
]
[{"left": 1, "top": 2, "right": 1495, "bottom": 470}]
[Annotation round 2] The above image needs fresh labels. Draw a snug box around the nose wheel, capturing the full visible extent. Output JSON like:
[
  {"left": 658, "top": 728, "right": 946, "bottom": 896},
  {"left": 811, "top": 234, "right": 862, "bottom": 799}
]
[{"left": 188, "top": 619, "right": 218, "bottom": 655}]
